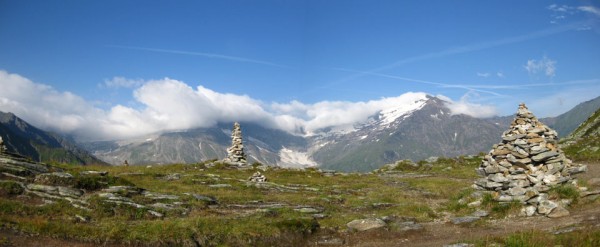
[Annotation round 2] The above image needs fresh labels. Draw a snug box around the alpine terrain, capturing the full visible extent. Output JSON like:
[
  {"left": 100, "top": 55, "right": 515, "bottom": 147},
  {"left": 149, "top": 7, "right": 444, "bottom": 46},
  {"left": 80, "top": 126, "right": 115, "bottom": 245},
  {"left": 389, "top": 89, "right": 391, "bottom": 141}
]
[{"left": 83, "top": 94, "right": 508, "bottom": 171}]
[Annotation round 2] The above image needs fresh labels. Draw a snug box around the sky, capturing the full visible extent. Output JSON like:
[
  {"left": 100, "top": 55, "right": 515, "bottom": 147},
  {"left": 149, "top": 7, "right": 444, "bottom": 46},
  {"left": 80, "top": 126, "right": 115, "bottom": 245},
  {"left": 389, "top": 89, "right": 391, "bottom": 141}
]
[{"left": 0, "top": 1, "right": 599, "bottom": 141}]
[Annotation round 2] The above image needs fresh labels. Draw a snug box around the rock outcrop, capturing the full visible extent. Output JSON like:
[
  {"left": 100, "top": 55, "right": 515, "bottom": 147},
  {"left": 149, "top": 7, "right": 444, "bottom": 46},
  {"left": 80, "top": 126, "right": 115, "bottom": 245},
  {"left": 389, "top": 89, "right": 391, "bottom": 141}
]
[
  {"left": 474, "top": 103, "right": 587, "bottom": 217},
  {"left": 223, "top": 122, "right": 248, "bottom": 166}
]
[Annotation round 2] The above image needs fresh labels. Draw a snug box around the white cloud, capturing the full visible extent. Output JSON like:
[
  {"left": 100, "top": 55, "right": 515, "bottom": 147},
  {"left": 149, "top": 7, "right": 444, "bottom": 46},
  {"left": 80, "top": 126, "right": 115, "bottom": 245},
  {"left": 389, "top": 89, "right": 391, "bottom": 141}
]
[
  {"left": 476, "top": 72, "right": 490, "bottom": 78},
  {"left": 442, "top": 92, "right": 499, "bottom": 118},
  {"left": 547, "top": 4, "right": 574, "bottom": 13},
  {"left": 102, "top": 77, "right": 144, "bottom": 89},
  {"left": 0, "top": 70, "right": 502, "bottom": 141},
  {"left": 578, "top": 6, "right": 600, "bottom": 17},
  {"left": 525, "top": 56, "right": 556, "bottom": 77},
  {"left": 547, "top": 4, "right": 600, "bottom": 24},
  {"left": 272, "top": 92, "right": 430, "bottom": 134},
  {"left": 497, "top": 72, "right": 504, "bottom": 78}
]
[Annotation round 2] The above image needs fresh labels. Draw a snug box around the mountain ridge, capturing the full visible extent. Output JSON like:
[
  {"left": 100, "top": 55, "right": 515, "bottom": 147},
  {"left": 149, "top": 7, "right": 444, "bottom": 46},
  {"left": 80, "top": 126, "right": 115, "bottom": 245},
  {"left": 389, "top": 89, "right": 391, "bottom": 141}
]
[{"left": 0, "top": 111, "right": 106, "bottom": 165}]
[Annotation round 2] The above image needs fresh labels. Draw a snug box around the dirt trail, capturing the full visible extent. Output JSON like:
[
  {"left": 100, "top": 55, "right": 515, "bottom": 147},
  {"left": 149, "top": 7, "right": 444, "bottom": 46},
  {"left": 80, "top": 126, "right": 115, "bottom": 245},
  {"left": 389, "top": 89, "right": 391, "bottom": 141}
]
[{"left": 341, "top": 203, "right": 600, "bottom": 247}]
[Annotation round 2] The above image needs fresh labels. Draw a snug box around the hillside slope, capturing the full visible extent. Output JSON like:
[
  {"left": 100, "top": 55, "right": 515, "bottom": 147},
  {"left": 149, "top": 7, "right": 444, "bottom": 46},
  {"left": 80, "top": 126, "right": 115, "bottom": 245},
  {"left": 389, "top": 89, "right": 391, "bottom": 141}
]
[
  {"left": 561, "top": 107, "right": 600, "bottom": 161},
  {"left": 544, "top": 96, "right": 600, "bottom": 137},
  {"left": 0, "top": 111, "right": 105, "bottom": 165}
]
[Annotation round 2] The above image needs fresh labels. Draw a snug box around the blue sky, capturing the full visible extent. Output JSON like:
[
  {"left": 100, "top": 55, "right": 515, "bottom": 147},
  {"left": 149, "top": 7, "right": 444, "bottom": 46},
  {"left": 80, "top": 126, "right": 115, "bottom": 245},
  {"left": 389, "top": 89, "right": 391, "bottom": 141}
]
[{"left": 1, "top": 1, "right": 599, "bottom": 140}]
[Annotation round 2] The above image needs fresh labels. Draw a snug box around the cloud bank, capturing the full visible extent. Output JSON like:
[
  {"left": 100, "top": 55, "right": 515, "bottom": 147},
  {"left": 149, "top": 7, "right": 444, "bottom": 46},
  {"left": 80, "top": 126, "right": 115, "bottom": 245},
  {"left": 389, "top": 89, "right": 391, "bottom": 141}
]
[{"left": 0, "top": 70, "right": 498, "bottom": 141}]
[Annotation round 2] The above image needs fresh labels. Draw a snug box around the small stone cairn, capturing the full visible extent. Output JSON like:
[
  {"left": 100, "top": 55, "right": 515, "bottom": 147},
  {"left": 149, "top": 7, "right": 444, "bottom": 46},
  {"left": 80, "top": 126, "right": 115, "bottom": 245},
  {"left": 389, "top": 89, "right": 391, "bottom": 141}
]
[
  {"left": 223, "top": 122, "right": 248, "bottom": 166},
  {"left": 474, "top": 103, "right": 587, "bottom": 217},
  {"left": 248, "top": 171, "right": 267, "bottom": 182}
]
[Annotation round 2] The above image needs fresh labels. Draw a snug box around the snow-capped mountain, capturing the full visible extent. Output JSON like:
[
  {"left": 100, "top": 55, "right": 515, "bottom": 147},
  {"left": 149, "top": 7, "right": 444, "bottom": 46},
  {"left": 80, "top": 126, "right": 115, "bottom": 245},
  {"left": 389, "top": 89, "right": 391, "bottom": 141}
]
[
  {"left": 81, "top": 95, "right": 506, "bottom": 171},
  {"left": 310, "top": 96, "right": 505, "bottom": 171}
]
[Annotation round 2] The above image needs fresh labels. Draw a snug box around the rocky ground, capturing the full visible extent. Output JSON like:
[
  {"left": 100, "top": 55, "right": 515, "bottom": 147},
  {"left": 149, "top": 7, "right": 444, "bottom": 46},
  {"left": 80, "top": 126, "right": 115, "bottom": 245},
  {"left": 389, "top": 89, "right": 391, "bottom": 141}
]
[{"left": 0, "top": 151, "right": 598, "bottom": 246}]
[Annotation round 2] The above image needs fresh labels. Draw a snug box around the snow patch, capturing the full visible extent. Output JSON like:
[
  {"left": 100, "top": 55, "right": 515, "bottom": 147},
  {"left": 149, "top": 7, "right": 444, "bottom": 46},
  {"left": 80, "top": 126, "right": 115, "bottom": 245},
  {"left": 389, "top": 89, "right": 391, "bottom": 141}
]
[
  {"left": 277, "top": 147, "right": 318, "bottom": 168},
  {"left": 379, "top": 97, "right": 427, "bottom": 126},
  {"left": 359, "top": 135, "right": 368, "bottom": 140}
]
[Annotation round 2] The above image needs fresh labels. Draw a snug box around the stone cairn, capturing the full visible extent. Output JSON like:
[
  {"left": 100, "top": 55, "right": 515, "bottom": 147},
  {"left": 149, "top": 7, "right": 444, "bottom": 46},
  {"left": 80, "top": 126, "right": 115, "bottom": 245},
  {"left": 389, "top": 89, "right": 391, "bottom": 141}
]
[
  {"left": 0, "top": 136, "right": 6, "bottom": 153},
  {"left": 474, "top": 103, "right": 587, "bottom": 217},
  {"left": 223, "top": 122, "right": 248, "bottom": 166},
  {"left": 248, "top": 171, "right": 267, "bottom": 182}
]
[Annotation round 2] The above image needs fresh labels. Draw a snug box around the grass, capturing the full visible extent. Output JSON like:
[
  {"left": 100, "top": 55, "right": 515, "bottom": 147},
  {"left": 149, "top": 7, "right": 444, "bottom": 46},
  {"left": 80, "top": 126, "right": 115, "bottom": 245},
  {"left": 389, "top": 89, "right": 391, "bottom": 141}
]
[
  {"left": 469, "top": 228, "right": 600, "bottom": 247},
  {"left": 2, "top": 155, "right": 594, "bottom": 245},
  {"left": 550, "top": 184, "right": 580, "bottom": 204}
]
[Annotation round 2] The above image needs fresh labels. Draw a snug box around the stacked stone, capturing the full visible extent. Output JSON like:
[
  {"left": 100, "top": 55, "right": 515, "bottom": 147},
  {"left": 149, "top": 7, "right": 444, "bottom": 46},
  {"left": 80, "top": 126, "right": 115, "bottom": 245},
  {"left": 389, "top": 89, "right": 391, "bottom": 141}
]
[
  {"left": 248, "top": 171, "right": 267, "bottom": 182},
  {"left": 0, "top": 136, "right": 6, "bottom": 153},
  {"left": 224, "top": 122, "right": 247, "bottom": 166},
  {"left": 474, "top": 103, "right": 586, "bottom": 217}
]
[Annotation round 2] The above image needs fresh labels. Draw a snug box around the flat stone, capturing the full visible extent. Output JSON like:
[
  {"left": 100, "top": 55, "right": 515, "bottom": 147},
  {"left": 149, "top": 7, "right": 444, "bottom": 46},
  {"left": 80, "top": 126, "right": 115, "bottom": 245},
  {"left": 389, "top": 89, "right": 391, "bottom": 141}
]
[
  {"left": 568, "top": 165, "right": 588, "bottom": 175},
  {"left": 148, "top": 210, "right": 164, "bottom": 218},
  {"left": 209, "top": 184, "right": 232, "bottom": 188},
  {"left": 538, "top": 200, "right": 558, "bottom": 215},
  {"left": 150, "top": 202, "right": 177, "bottom": 210},
  {"left": 502, "top": 134, "right": 526, "bottom": 141},
  {"left": 508, "top": 187, "right": 526, "bottom": 196},
  {"left": 548, "top": 205, "right": 570, "bottom": 218},
  {"left": 27, "top": 184, "right": 58, "bottom": 194},
  {"left": 484, "top": 165, "right": 501, "bottom": 174},
  {"left": 347, "top": 218, "right": 386, "bottom": 231},
  {"left": 451, "top": 216, "right": 480, "bottom": 224},
  {"left": 57, "top": 186, "right": 83, "bottom": 198},
  {"left": 530, "top": 146, "right": 548, "bottom": 155},
  {"left": 295, "top": 207, "right": 321, "bottom": 214},
  {"left": 191, "top": 194, "right": 218, "bottom": 205},
  {"left": 497, "top": 195, "right": 513, "bottom": 202},
  {"left": 520, "top": 205, "right": 537, "bottom": 217},
  {"left": 527, "top": 137, "right": 544, "bottom": 143},
  {"left": 489, "top": 173, "right": 508, "bottom": 183},
  {"left": 143, "top": 191, "right": 179, "bottom": 200},
  {"left": 471, "top": 210, "right": 489, "bottom": 217},
  {"left": 102, "top": 186, "right": 144, "bottom": 195},
  {"left": 542, "top": 174, "right": 558, "bottom": 185},
  {"left": 492, "top": 149, "right": 511, "bottom": 156},
  {"left": 467, "top": 200, "right": 481, "bottom": 208},
  {"left": 443, "top": 244, "right": 474, "bottom": 247},
  {"left": 531, "top": 151, "right": 559, "bottom": 162}
]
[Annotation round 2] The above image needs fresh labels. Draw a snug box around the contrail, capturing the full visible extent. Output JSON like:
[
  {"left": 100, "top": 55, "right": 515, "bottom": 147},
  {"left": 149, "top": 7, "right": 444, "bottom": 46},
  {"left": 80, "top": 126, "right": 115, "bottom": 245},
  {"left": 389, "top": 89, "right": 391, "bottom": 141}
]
[
  {"left": 107, "top": 45, "right": 292, "bottom": 69},
  {"left": 332, "top": 68, "right": 506, "bottom": 97},
  {"left": 334, "top": 21, "right": 587, "bottom": 83}
]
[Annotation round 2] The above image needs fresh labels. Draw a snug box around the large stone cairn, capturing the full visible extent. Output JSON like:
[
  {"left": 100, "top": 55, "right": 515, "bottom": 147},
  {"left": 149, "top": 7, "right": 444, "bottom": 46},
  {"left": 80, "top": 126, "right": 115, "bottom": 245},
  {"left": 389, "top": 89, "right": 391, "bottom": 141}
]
[
  {"left": 223, "top": 122, "right": 247, "bottom": 166},
  {"left": 474, "top": 103, "right": 586, "bottom": 217}
]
